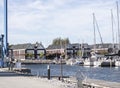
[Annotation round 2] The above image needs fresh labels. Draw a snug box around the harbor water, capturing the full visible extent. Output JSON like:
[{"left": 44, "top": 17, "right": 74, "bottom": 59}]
[{"left": 23, "top": 64, "right": 120, "bottom": 82}]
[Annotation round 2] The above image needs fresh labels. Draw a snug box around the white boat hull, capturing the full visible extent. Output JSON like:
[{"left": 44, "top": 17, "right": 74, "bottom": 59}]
[
  {"left": 94, "top": 61, "right": 101, "bottom": 67},
  {"left": 101, "top": 61, "right": 115, "bottom": 67},
  {"left": 115, "top": 61, "right": 120, "bottom": 66},
  {"left": 84, "top": 61, "right": 94, "bottom": 66}
]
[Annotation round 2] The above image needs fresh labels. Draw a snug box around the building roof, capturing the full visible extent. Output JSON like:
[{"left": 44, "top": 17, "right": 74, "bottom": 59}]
[
  {"left": 10, "top": 43, "right": 31, "bottom": 49},
  {"left": 10, "top": 42, "right": 45, "bottom": 50},
  {"left": 47, "top": 43, "right": 90, "bottom": 50},
  {"left": 32, "top": 42, "right": 45, "bottom": 49},
  {"left": 89, "top": 43, "right": 115, "bottom": 49},
  {"left": 47, "top": 45, "right": 66, "bottom": 49}
]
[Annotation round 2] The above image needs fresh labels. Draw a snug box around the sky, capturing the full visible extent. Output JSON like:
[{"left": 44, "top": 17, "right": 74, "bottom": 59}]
[{"left": 0, "top": 0, "right": 120, "bottom": 47}]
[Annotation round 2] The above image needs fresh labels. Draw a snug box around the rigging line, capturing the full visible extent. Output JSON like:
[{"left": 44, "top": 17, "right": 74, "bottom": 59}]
[
  {"left": 112, "top": 11, "right": 116, "bottom": 26},
  {"left": 94, "top": 15, "right": 104, "bottom": 45}
]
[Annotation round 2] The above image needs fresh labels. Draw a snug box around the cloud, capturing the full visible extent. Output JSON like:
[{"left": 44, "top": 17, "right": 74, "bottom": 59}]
[
  {"left": 0, "top": 0, "right": 119, "bottom": 47},
  {"left": 0, "top": 0, "right": 4, "bottom": 34},
  {"left": 0, "top": 0, "right": 3, "bottom": 7}
]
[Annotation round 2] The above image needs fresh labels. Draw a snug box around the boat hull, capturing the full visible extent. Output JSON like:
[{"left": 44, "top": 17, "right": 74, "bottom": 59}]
[{"left": 101, "top": 61, "right": 115, "bottom": 67}]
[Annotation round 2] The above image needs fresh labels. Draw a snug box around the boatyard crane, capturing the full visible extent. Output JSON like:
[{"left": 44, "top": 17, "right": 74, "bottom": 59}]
[
  {"left": 4, "top": 0, "right": 9, "bottom": 58},
  {"left": 0, "top": 0, "right": 9, "bottom": 67}
]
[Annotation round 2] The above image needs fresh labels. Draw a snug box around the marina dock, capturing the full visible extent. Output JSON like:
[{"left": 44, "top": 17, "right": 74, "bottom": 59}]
[
  {"left": 82, "top": 78, "right": 120, "bottom": 88},
  {"left": 0, "top": 68, "right": 75, "bottom": 88},
  {"left": 20, "top": 60, "right": 66, "bottom": 64},
  {"left": 0, "top": 68, "right": 120, "bottom": 88}
]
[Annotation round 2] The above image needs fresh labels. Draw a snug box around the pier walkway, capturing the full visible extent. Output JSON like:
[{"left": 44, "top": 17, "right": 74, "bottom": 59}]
[
  {"left": 82, "top": 78, "right": 120, "bottom": 88},
  {"left": 0, "top": 68, "right": 120, "bottom": 88},
  {"left": 0, "top": 68, "right": 73, "bottom": 88},
  {"left": 0, "top": 76, "right": 67, "bottom": 88}
]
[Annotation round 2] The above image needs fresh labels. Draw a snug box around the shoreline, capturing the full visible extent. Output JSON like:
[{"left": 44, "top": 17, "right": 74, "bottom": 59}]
[
  {"left": 0, "top": 68, "right": 76, "bottom": 88},
  {"left": 0, "top": 68, "right": 120, "bottom": 88},
  {"left": 19, "top": 59, "right": 66, "bottom": 64},
  {"left": 0, "top": 68, "right": 75, "bottom": 88},
  {"left": 0, "top": 76, "right": 75, "bottom": 88}
]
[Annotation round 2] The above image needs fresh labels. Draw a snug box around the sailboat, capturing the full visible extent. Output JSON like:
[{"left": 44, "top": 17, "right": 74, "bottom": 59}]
[
  {"left": 99, "top": 10, "right": 117, "bottom": 67},
  {"left": 84, "top": 13, "right": 102, "bottom": 67},
  {"left": 66, "top": 43, "right": 84, "bottom": 65},
  {"left": 115, "top": 2, "right": 120, "bottom": 66},
  {"left": 103, "top": 2, "right": 120, "bottom": 67},
  {"left": 101, "top": 5, "right": 120, "bottom": 67}
]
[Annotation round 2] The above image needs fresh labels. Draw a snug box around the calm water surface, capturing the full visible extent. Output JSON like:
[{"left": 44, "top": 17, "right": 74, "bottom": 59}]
[{"left": 23, "top": 64, "right": 120, "bottom": 82}]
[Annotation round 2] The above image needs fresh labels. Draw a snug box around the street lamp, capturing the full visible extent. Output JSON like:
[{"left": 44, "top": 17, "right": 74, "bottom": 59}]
[
  {"left": 34, "top": 43, "right": 38, "bottom": 59},
  {"left": 60, "top": 40, "right": 63, "bottom": 81},
  {"left": 73, "top": 46, "right": 76, "bottom": 58},
  {"left": 60, "top": 55, "right": 63, "bottom": 81}
]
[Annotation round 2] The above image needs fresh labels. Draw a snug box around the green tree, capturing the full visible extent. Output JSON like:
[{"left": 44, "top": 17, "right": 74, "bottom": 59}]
[
  {"left": 77, "top": 50, "right": 82, "bottom": 57},
  {"left": 52, "top": 37, "right": 70, "bottom": 46},
  {"left": 25, "top": 53, "right": 34, "bottom": 59},
  {"left": 39, "top": 52, "right": 44, "bottom": 58},
  {"left": 29, "top": 53, "right": 34, "bottom": 58}
]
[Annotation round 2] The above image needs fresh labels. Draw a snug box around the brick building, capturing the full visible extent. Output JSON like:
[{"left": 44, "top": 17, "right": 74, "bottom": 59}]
[{"left": 10, "top": 42, "right": 46, "bottom": 60}]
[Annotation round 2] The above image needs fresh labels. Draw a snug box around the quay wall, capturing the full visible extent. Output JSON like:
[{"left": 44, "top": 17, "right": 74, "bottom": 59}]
[{"left": 19, "top": 60, "right": 66, "bottom": 64}]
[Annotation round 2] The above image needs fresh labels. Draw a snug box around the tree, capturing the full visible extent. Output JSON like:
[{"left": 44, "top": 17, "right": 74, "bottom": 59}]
[
  {"left": 25, "top": 53, "right": 34, "bottom": 59},
  {"left": 39, "top": 52, "right": 44, "bottom": 59},
  {"left": 77, "top": 50, "right": 82, "bottom": 57},
  {"left": 52, "top": 37, "right": 70, "bottom": 46}
]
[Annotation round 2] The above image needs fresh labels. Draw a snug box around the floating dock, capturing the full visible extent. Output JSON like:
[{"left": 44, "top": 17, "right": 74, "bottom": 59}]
[{"left": 14, "top": 68, "right": 31, "bottom": 74}]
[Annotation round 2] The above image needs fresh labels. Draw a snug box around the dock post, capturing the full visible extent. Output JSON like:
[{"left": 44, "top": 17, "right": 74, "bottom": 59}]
[
  {"left": 47, "top": 65, "right": 50, "bottom": 80},
  {"left": 37, "top": 71, "right": 40, "bottom": 77}
]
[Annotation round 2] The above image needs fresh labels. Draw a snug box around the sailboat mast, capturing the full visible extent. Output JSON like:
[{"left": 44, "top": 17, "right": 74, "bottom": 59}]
[
  {"left": 116, "top": 1, "right": 120, "bottom": 49},
  {"left": 93, "top": 13, "right": 96, "bottom": 52},
  {"left": 111, "top": 9, "right": 115, "bottom": 48}
]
